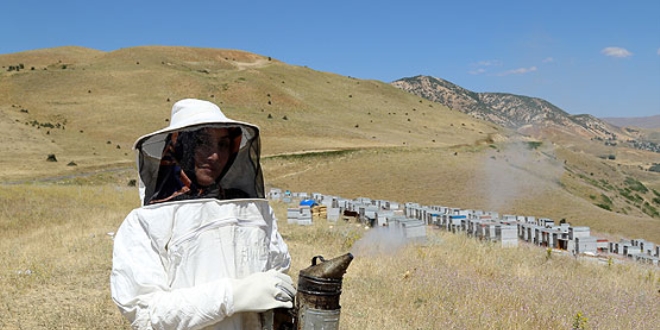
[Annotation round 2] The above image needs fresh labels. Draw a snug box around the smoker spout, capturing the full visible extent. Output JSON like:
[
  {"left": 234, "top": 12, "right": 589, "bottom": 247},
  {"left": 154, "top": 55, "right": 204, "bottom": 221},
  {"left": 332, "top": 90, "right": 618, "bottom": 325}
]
[{"left": 300, "top": 253, "right": 354, "bottom": 279}]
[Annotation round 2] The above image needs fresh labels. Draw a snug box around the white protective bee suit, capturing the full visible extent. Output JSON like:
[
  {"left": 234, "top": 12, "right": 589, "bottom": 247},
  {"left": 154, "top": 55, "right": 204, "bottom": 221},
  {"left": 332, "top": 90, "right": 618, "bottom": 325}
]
[{"left": 111, "top": 99, "right": 294, "bottom": 330}]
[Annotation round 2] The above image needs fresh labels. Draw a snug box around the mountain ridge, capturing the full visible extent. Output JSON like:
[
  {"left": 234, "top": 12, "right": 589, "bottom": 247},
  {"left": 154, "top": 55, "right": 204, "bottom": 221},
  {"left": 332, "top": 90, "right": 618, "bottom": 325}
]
[
  {"left": 391, "top": 75, "right": 632, "bottom": 142},
  {"left": 390, "top": 75, "right": 660, "bottom": 155},
  {"left": 603, "top": 115, "right": 660, "bottom": 129}
]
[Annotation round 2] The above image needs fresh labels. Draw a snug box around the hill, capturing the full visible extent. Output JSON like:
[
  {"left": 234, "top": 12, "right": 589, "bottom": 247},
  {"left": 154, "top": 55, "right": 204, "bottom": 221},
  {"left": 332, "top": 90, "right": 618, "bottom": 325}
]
[
  {"left": 391, "top": 75, "right": 660, "bottom": 156},
  {"left": 603, "top": 115, "right": 660, "bottom": 129},
  {"left": 0, "top": 46, "right": 498, "bottom": 178},
  {"left": 1, "top": 46, "right": 659, "bottom": 244}
]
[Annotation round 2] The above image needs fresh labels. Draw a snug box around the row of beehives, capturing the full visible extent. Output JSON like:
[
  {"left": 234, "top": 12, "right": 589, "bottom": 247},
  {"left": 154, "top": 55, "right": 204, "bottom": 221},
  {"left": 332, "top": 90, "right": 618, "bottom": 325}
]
[
  {"left": 405, "top": 202, "right": 659, "bottom": 265},
  {"left": 270, "top": 189, "right": 659, "bottom": 266},
  {"left": 271, "top": 189, "right": 426, "bottom": 241}
]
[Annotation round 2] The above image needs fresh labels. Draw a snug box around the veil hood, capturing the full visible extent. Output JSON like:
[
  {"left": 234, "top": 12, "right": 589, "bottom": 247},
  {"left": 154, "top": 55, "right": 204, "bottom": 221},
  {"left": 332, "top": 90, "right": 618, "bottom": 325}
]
[{"left": 133, "top": 99, "right": 264, "bottom": 205}]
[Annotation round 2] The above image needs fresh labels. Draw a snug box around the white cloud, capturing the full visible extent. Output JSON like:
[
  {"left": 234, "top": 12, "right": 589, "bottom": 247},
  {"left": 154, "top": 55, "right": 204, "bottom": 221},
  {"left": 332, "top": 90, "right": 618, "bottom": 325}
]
[
  {"left": 497, "top": 66, "right": 538, "bottom": 76},
  {"left": 468, "top": 59, "right": 502, "bottom": 75},
  {"left": 469, "top": 68, "right": 486, "bottom": 75},
  {"left": 657, "top": 48, "right": 660, "bottom": 55},
  {"left": 476, "top": 60, "right": 503, "bottom": 67},
  {"left": 542, "top": 57, "right": 554, "bottom": 63},
  {"left": 601, "top": 47, "right": 633, "bottom": 58}
]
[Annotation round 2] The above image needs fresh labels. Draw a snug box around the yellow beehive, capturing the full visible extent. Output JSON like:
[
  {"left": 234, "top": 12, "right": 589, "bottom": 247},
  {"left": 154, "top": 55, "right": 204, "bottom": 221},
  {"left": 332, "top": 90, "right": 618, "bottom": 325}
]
[{"left": 312, "top": 205, "right": 327, "bottom": 219}]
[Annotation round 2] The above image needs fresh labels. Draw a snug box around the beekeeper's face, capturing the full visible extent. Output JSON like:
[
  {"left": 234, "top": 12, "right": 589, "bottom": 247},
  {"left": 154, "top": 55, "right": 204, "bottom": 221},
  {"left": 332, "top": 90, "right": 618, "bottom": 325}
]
[{"left": 193, "top": 127, "right": 233, "bottom": 186}]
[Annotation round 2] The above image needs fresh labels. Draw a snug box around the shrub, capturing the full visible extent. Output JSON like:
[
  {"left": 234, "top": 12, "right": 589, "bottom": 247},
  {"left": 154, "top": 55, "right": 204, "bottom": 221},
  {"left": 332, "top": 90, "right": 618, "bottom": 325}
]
[
  {"left": 599, "top": 179, "right": 614, "bottom": 191},
  {"left": 619, "top": 188, "right": 643, "bottom": 204},
  {"left": 624, "top": 177, "right": 648, "bottom": 193},
  {"left": 642, "top": 202, "right": 659, "bottom": 218},
  {"left": 525, "top": 141, "right": 542, "bottom": 150},
  {"left": 596, "top": 194, "right": 613, "bottom": 210}
]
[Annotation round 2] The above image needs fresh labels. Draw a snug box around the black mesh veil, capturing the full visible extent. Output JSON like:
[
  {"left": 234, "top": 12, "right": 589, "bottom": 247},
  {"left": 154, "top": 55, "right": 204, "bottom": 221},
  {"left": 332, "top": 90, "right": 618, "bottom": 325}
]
[
  {"left": 218, "top": 127, "right": 264, "bottom": 198},
  {"left": 135, "top": 123, "right": 264, "bottom": 206}
]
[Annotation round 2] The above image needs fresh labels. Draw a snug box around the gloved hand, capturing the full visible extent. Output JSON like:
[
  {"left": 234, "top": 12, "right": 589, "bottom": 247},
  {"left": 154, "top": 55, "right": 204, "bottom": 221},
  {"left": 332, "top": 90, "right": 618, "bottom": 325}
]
[{"left": 231, "top": 269, "right": 296, "bottom": 314}]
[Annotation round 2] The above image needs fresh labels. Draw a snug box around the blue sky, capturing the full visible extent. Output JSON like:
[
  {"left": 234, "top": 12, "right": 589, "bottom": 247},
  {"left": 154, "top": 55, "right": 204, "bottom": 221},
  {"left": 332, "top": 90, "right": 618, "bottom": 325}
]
[{"left": 3, "top": 0, "right": 659, "bottom": 118}]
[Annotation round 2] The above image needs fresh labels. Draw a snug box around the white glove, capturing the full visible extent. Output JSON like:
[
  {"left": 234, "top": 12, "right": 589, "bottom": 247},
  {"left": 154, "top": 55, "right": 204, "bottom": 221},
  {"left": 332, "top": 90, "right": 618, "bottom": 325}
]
[{"left": 231, "top": 269, "right": 296, "bottom": 314}]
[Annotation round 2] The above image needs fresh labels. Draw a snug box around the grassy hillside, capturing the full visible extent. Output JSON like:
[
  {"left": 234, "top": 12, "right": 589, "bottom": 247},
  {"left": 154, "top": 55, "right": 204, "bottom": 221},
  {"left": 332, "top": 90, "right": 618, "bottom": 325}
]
[
  {"left": 1, "top": 46, "right": 498, "bottom": 179},
  {"left": 0, "top": 46, "right": 659, "bottom": 328},
  {"left": 2, "top": 46, "right": 659, "bottom": 241}
]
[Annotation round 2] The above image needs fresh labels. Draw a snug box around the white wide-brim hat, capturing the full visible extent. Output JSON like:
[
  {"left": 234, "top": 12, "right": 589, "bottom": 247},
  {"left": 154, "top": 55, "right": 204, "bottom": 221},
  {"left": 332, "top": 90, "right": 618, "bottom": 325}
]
[{"left": 133, "top": 98, "right": 259, "bottom": 150}]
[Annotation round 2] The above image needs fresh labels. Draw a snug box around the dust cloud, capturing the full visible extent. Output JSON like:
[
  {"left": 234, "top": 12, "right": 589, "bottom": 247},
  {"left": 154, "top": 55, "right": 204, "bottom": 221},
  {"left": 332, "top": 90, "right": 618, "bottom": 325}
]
[
  {"left": 478, "top": 140, "right": 564, "bottom": 212},
  {"left": 350, "top": 227, "right": 407, "bottom": 257}
]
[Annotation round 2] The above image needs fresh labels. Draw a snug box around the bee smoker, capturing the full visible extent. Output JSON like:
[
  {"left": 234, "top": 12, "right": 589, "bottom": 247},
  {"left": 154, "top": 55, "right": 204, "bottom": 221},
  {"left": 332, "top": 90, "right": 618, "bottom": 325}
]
[
  {"left": 269, "top": 253, "right": 354, "bottom": 330},
  {"left": 295, "top": 253, "right": 354, "bottom": 330}
]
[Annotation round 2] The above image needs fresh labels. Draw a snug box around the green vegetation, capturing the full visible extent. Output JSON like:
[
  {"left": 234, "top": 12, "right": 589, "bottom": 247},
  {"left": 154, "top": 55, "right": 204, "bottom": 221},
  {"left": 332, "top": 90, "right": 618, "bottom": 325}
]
[
  {"left": 650, "top": 164, "right": 660, "bottom": 173},
  {"left": 620, "top": 189, "right": 644, "bottom": 204},
  {"left": 6, "top": 63, "right": 25, "bottom": 71},
  {"left": 525, "top": 141, "right": 542, "bottom": 150},
  {"left": 573, "top": 311, "right": 589, "bottom": 330},
  {"left": 624, "top": 177, "right": 649, "bottom": 193},
  {"left": 266, "top": 149, "right": 356, "bottom": 160},
  {"left": 578, "top": 173, "right": 614, "bottom": 192},
  {"left": 642, "top": 202, "right": 659, "bottom": 218},
  {"left": 596, "top": 194, "right": 613, "bottom": 211},
  {"left": 26, "top": 119, "right": 67, "bottom": 129}
]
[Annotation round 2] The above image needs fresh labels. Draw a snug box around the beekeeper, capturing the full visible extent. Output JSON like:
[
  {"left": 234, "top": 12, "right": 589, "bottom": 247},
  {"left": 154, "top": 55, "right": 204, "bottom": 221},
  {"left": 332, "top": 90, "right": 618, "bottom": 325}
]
[{"left": 111, "top": 98, "right": 294, "bottom": 329}]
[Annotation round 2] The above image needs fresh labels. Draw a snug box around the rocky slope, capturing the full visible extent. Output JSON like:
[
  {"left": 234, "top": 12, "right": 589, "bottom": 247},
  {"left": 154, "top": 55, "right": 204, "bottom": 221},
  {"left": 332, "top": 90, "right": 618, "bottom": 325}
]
[{"left": 391, "top": 75, "right": 631, "bottom": 144}]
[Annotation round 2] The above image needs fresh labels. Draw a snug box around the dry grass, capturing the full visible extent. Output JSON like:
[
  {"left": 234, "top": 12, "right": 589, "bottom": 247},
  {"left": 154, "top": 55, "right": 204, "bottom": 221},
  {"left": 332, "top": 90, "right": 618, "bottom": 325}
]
[
  {"left": 0, "top": 183, "right": 136, "bottom": 329},
  {"left": 1, "top": 182, "right": 658, "bottom": 329}
]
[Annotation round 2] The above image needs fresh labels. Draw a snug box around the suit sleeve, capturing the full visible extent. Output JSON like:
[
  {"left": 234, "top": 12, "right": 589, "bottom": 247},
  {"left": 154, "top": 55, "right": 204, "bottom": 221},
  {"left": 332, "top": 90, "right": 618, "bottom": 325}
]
[
  {"left": 267, "top": 206, "right": 292, "bottom": 273},
  {"left": 110, "top": 211, "right": 237, "bottom": 330}
]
